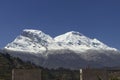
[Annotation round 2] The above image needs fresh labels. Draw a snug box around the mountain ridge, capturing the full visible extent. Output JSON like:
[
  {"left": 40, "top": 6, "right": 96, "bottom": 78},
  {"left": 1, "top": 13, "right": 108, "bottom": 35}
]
[{"left": 5, "top": 29, "right": 117, "bottom": 53}]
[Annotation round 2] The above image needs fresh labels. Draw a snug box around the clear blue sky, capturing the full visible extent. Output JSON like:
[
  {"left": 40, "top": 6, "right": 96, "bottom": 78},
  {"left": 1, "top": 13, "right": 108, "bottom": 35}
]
[{"left": 0, "top": 0, "right": 120, "bottom": 50}]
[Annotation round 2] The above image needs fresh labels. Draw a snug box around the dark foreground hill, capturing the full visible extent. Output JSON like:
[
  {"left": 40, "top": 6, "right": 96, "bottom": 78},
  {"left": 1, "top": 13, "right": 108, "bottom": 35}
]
[
  {"left": 0, "top": 52, "right": 38, "bottom": 80},
  {"left": 0, "top": 52, "right": 79, "bottom": 80}
]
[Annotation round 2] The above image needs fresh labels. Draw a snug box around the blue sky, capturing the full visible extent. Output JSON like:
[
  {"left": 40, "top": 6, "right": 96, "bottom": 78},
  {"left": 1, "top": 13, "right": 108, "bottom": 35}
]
[{"left": 0, "top": 0, "right": 120, "bottom": 50}]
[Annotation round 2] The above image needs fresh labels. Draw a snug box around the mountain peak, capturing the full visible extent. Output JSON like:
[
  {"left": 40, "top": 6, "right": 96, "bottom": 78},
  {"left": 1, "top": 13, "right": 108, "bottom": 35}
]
[
  {"left": 22, "top": 29, "right": 43, "bottom": 35},
  {"left": 5, "top": 29, "right": 54, "bottom": 52},
  {"left": 54, "top": 31, "right": 88, "bottom": 44},
  {"left": 65, "top": 31, "right": 83, "bottom": 36},
  {"left": 21, "top": 29, "right": 53, "bottom": 42}
]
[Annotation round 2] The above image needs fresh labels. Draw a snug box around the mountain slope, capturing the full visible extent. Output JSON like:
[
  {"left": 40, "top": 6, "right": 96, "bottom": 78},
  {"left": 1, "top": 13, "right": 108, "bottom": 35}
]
[{"left": 4, "top": 29, "right": 120, "bottom": 69}]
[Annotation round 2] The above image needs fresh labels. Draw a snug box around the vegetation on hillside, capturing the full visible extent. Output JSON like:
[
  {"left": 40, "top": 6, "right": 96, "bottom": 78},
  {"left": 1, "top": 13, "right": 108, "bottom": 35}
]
[
  {"left": 0, "top": 52, "right": 39, "bottom": 80},
  {"left": 42, "top": 68, "right": 79, "bottom": 80},
  {"left": 0, "top": 52, "right": 80, "bottom": 80}
]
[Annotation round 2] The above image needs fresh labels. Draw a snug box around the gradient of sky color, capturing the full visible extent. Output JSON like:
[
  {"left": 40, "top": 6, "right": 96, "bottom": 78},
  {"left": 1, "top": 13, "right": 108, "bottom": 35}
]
[{"left": 0, "top": 0, "right": 120, "bottom": 50}]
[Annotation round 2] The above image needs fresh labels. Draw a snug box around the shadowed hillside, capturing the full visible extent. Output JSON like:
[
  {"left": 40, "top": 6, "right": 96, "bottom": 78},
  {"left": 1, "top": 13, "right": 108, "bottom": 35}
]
[
  {"left": 0, "top": 52, "right": 80, "bottom": 80},
  {"left": 0, "top": 52, "right": 38, "bottom": 80}
]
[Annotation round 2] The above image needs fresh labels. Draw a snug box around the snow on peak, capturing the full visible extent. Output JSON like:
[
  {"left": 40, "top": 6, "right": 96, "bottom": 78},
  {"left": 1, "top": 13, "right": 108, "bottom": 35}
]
[
  {"left": 54, "top": 31, "right": 87, "bottom": 43},
  {"left": 23, "top": 29, "right": 43, "bottom": 33},
  {"left": 64, "top": 31, "right": 83, "bottom": 36},
  {"left": 5, "top": 29, "right": 54, "bottom": 53},
  {"left": 22, "top": 29, "right": 53, "bottom": 43},
  {"left": 54, "top": 31, "right": 117, "bottom": 51},
  {"left": 5, "top": 29, "right": 117, "bottom": 53}
]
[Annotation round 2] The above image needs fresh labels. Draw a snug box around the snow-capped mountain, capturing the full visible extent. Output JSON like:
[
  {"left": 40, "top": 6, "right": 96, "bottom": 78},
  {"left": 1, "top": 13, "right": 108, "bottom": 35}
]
[
  {"left": 54, "top": 31, "right": 117, "bottom": 52},
  {"left": 4, "top": 29, "right": 120, "bottom": 69},
  {"left": 5, "top": 29, "right": 54, "bottom": 53},
  {"left": 5, "top": 29, "right": 117, "bottom": 53}
]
